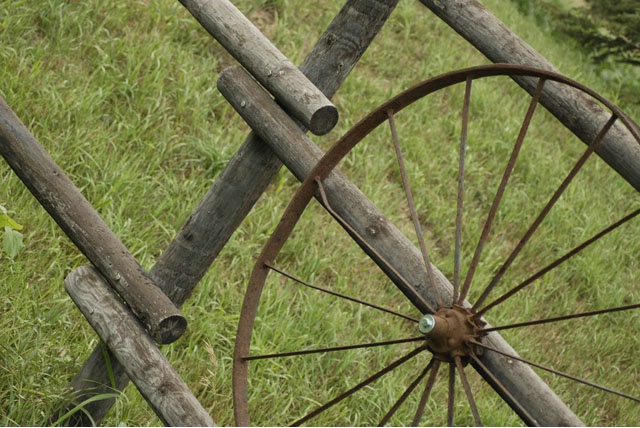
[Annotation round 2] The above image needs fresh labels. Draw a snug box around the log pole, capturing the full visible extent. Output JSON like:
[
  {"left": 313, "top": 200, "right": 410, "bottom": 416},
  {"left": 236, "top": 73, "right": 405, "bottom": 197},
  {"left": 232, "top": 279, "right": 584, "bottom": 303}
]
[
  {"left": 65, "top": 266, "right": 214, "bottom": 427},
  {"left": 178, "top": 0, "right": 338, "bottom": 136},
  {"left": 217, "top": 66, "right": 583, "bottom": 426},
  {"left": 419, "top": 0, "right": 640, "bottom": 192},
  {"left": 0, "top": 97, "right": 186, "bottom": 345},
  {"left": 61, "top": 0, "right": 400, "bottom": 424}
]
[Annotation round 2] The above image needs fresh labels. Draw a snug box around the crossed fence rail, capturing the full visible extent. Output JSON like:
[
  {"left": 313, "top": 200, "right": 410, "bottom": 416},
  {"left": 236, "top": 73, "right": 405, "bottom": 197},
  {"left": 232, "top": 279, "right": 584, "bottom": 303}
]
[{"left": 2, "top": 0, "right": 639, "bottom": 425}]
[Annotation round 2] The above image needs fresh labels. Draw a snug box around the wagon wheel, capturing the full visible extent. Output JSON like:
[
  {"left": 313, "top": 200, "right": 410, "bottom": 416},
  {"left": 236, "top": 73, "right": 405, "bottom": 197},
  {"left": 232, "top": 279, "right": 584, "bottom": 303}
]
[{"left": 233, "top": 64, "right": 640, "bottom": 426}]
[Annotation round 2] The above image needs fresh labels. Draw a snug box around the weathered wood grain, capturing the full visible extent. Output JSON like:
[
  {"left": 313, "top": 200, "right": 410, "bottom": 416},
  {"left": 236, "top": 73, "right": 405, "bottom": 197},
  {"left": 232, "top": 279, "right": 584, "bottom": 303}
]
[
  {"left": 419, "top": 0, "right": 640, "bottom": 192},
  {"left": 65, "top": 266, "right": 214, "bottom": 426},
  {"left": 218, "top": 66, "right": 582, "bottom": 426},
  {"left": 0, "top": 97, "right": 185, "bottom": 345},
  {"left": 178, "top": 0, "right": 338, "bottom": 135},
  {"left": 62, "top": 0, "right": 400, "bottom": 424}
]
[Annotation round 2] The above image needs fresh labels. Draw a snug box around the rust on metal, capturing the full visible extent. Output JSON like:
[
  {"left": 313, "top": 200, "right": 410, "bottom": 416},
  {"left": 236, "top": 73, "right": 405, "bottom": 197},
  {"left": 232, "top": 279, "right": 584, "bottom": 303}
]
[
  {"left": 421, "top": 306, "right": 486, "bottom": 362},
  {"left": 234, "top": 63, "right": 640, "bottom": 426}
]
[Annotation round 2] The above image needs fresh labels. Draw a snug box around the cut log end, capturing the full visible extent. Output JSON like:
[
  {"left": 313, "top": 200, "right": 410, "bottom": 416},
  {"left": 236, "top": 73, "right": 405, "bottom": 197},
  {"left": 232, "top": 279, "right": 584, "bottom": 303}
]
[
  {"left": 155, "top": 314, "right": 188, "bottom": 344},
  {"left": 218, "top": 65, "right": 339, "bottom": 137},
  {"left": 309, "top": 104, "right": 339, "bottom": 136}
]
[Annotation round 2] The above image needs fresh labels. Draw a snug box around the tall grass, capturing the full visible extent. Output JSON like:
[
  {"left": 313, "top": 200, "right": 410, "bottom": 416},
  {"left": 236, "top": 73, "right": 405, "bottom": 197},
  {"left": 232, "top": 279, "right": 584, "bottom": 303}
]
[{"left": 1, "top": 0, "right": 639, "bottom": 425}]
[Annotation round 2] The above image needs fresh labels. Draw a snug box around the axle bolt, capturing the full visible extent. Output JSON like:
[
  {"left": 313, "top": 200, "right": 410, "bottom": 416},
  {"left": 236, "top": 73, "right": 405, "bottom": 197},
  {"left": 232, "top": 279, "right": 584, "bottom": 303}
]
[{"left": 419, "top": 314, "right": 436, "bottom": 334}]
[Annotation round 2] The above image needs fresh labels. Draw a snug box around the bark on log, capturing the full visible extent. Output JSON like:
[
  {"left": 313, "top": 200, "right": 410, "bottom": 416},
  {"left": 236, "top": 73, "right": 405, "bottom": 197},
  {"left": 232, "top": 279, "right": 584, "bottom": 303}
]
[
  {"left": 0, "top": 97, "right": 185, "bottom": 345},
  {"left": 65, "top": 266, "right": 214, "bottom": 426},
  {"left": 217, "top": 66, "right": 583, "bottom": 426},
  {"left": 419, "top": 0, "right": 640, "bottom": 193},
  {"left": 178, "top": 0, "right": 338, "bottom": 136},
  {"left": 61, "top": 0, "right": 400, "bottom": 425}
]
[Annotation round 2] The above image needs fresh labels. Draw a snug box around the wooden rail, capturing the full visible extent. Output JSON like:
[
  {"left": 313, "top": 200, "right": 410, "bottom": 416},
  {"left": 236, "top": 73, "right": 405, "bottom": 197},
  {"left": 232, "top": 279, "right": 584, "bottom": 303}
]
[
  {"left": 0, "top": 98, "right": 186, "bottom": 345},
  {"left": 419, "top": 0, "right": 640, "bottom": 192},
  {"left": 217, "top": 64, "right": 583, "bottom": 427},
  {"left": 4, "top": 0, "right": 637, "bottom": 424},
  {"left": 61, "top": 0, "right": 400, "bottom": 424},
  {"left": 178, "top": 0, "right": 338, "bottom": 136},
  {"left": 65, "top": 267, "right": 214, "bottom": 426}
]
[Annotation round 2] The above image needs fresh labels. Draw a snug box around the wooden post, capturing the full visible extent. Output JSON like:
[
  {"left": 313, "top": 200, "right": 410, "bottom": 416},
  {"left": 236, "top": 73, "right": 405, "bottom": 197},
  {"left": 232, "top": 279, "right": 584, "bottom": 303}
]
[
  {"left": 419, "top": 0, "right": 640, "bottom": 192},
  {"left": 217, "top": 66, "right": 582, "bottom": 426},
  {"left": 0, "top": 97, "right": 186, "bottom": 345},
  {"left": 65, "top": 266, "right": 214, "bottom": 427},
  {"left": 178, "top": 0, "right": 338, "bottom": 136},
  {"left": 61, "top": 0, "right": 400, "bottom": 425}
]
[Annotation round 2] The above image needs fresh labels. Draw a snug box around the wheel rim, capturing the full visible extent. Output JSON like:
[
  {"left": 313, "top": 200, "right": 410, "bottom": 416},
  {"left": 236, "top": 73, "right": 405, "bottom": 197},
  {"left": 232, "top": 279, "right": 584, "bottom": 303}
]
[{"left": 234, "top": 64, "right": 640, "bottom": 426}]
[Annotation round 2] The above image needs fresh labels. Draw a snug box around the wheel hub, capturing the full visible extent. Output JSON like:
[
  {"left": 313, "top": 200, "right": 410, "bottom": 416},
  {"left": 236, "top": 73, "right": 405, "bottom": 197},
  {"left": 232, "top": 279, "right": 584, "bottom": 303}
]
[{"left": 419, "top": 306, "right": 485, "bottom": 362}]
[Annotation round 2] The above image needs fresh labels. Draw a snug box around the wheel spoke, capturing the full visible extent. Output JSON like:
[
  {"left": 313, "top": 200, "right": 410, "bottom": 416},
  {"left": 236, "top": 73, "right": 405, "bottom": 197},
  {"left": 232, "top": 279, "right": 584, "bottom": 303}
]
[
  {"left": 447, "top": 362, "right": 456, "bottom": 426},
  {"left": 243, "top": 336, "right": 425, "bottom": 361},
  {"left": 483, "top": 302, "right": 640, "bottom": 332},
  {"left": 470, "top": 340, "right": 640, "bottom": 404},
  {"left": 477, "top": 207, "right": 640, "bottom": 316},
  {"left": 412, "top": 358, "right": 441, "bottom": 426},
  {"left": 235, "top": 66, "right": 640, "bottom": 426},
  {"left": 387, "top": 109, "right": 440, "bottom": 306},
  {"left": 265, "top": 261, "right": 418, "bottom": 323},
  {"left": 458, "top": 78, "right": 547, "bottom": 304},
  {"left": 453, "top": 77, "right": 472, "bottom": 304},
  {"left": 378, "top": 358, "right": 436, "bottom": 426},
  {"left": 470, "top": 354, "right": 538, "bottom": 426},
  {"left": 291, "top": 344, "right": 429, "bottom": 426},
  {"left": 472, "top": 112, "right": 619, "bottom": 310},
  {"left": 454, "top": 356, "right": 482, "bottom": 426},
  {"left": 315, "top": 177, "right": 436, "bottom": 313}
]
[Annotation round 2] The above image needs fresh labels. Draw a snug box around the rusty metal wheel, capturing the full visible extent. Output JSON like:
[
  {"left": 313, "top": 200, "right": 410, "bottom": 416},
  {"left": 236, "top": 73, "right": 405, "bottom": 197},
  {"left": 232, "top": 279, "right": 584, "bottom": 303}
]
[{"left": 233, "top": 64, "right": 640, "bottom": 426}]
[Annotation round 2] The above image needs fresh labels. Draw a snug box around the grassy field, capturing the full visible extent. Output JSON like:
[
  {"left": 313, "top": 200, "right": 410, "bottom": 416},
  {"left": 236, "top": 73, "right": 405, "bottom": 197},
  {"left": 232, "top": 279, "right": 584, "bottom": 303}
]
[{"left": 2, "top": 0, "right": 640, "bottom": 426}]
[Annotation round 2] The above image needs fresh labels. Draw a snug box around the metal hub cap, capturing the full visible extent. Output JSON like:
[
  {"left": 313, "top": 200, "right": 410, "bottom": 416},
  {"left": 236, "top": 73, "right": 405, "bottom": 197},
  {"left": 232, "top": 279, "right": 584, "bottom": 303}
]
[{"left": 419, "top": 306, "right": 485, "bottom": 362}]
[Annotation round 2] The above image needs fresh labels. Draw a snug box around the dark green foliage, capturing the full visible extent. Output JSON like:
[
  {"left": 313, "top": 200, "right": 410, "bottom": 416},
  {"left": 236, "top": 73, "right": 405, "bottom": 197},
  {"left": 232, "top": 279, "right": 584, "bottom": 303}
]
[
  {"left": 555, "top": 0, "right": 640, "bottom": 66},
  {"left": 536, "top": 0, "right": 640, "bottom": 65},
  {"left": 511, "top": 0, "right": 640, "bottom": 104}
]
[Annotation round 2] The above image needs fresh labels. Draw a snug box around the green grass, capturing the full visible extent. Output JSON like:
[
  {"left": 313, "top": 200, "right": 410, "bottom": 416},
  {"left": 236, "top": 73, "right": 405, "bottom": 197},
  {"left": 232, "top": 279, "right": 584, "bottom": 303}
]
[{"left": 2, "top": 0, "right": 640, "bottom": 426}]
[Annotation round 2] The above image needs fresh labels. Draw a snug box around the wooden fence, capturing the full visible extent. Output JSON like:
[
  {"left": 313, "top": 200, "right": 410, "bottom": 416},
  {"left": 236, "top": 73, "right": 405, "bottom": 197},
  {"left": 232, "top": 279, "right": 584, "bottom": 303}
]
[{"left": 2, "top": 0, "right": 640, "bottom": 425}]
